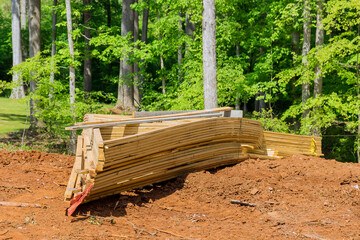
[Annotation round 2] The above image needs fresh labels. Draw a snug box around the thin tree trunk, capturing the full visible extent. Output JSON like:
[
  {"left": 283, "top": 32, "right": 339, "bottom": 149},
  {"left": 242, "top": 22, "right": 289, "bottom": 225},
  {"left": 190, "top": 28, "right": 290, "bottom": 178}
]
[
  {"left": 259, "top": 91, "right": 266, "bottom": 113},
  {"left": 312, "top": 0, "right": 324, "bottom": 137},
  {"left": 302, "top": 0, "right": 311, "bottom": 119},
  {"left": 178, "top": 11, "right": 183, "bottom": 82},
  {"left": 139, "top": 4, "right": 149, "bottom": 102},
  {"left": 118, "top": 0, "right": 135, "bottom": 112},
  {"left": 105, "top": 0, "right": 112, "bottom": 80},
  {"left": 83, "top": 0, "right": 92, "bottom": 95},
  {"left": 20, "top": 0, "right": 27, "bottom": 62},
  {"left": 202, "top": 0, "right": 218, "bottom": 109},
  {"left": 314, "top": 0, "right": 324, "bottom": 99},
  {"left": 133, "top": 0, "right": 140, "bottom": 107},
  {"left": 65, "top": 0, "right": 76, "bottom": 155},
  {"left": 49, "top": 0, "right": 57, "bottom": 100},
  {"left": 20, "top": 0, "right": 26, "bottom": 28},
  {"left": 235, "top": 43, "right": 240, "bottom": 109},
  {"left": 105, "top": 0, "right": 111, "bottom": 27},
  {"left": 10, "top": 0, "right": 25, "bottom": 99},
  {"left": 160, "top": 55, "right": 165, "bottom": 94},
  {"left": 157, "top": 12, "right": 165, "bottom": 95},
  {"left": 185, "top": 12, "right": 196, "bottom": 56},
  {"left": 254, "top": 93, "right": 259, "bottom": 112},
  {"left": 29, "top": 0, "right": 41, "bottom": 128}
]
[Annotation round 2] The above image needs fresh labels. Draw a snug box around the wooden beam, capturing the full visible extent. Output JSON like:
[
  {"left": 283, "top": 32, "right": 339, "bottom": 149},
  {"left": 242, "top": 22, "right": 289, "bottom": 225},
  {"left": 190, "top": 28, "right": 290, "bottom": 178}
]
[
  {"left": 65, "top": 113, "right": 222, "bottom": 131},
  {"left": 72, "top": 107, "right": 233, "bottom": 127},
  {"left": 133, "top": 110, "right": 196, "bottom": 118}
]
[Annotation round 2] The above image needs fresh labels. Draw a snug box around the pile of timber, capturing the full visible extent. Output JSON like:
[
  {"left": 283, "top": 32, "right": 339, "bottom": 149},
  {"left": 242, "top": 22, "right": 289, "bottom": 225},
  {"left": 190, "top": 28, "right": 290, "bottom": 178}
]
[{"left": 64, "top": 107, "right": 322, "bottom": 207}]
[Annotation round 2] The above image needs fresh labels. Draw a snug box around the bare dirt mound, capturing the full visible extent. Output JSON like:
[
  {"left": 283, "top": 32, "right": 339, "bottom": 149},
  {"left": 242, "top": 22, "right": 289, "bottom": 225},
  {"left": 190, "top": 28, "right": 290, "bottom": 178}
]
[{"left": 0, "top": 150, "right": 360, "bottom": 239}]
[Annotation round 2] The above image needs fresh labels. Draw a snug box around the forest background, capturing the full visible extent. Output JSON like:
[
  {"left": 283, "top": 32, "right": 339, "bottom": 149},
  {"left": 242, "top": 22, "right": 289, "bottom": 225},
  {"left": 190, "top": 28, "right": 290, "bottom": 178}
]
[{"left": 0, "top": 0, "right": 359, "bottom": 162}]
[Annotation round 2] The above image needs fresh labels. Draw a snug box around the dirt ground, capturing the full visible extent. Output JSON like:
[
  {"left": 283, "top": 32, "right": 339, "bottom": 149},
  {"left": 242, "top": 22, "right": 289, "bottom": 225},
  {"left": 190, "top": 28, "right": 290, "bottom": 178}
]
[{"left": 1, "top": 150, "right": 360, "bottom": 239}]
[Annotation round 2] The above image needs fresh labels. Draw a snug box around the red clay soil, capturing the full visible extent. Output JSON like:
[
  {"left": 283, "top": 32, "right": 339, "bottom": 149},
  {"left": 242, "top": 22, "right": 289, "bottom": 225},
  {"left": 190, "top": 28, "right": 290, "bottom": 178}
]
[{"left": 1, "top": 150, "right": 360, "bottom": 239}]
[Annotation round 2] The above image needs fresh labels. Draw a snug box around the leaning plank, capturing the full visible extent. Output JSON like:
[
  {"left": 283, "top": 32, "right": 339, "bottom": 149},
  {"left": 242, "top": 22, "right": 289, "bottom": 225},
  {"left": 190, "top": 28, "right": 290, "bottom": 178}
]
[
  {"left": 64, "top": 136, "right": 83, "bottom": 200},
  {"left": 133, "top": 110, "right": 196, "bottom": 118},
  {"left": 66, "top": 113, "right": 222, "bottom": 131},
  {"left": 72, "top": 107, "right": 232, "bottom": 127}
]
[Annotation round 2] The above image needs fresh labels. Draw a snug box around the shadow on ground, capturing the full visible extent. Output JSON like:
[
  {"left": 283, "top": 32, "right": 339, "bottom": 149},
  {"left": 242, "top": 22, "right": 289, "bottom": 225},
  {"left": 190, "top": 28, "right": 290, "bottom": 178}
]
[
  {"left": 75, "top": 175, "right": 188, "bottom": 217},
  {"left": 0, "top": 113, "right": 27, "bottom": 123}
]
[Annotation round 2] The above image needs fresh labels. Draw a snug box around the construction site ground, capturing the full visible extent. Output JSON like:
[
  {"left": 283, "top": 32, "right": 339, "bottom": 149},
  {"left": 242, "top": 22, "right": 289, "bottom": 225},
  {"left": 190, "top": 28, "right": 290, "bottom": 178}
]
[{"left": 1, "top": 149, "right": 360, "bottom": 239}]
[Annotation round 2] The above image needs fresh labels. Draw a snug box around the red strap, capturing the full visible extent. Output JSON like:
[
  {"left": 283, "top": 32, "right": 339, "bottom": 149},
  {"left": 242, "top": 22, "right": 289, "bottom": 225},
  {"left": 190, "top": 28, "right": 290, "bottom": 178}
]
[{"left": 67, "top": 184, "right": 94, "bottom": 216}]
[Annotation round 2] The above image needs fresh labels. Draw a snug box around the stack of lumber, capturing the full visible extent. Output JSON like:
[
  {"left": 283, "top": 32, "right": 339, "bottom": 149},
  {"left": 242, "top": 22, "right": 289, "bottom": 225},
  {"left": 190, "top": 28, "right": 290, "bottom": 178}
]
[
  {"left": 263, "top": 131, "right": 322, "bottom": 157},
  {"left": 64, "top": 107, "right": 322, "bottom": 206}
]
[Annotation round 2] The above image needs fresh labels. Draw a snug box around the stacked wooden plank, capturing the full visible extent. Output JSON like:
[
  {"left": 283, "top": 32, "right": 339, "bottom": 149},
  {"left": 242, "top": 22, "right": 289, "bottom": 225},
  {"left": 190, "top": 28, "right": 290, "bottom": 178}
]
[
  {"left": 263, "top": 131, "right": 322, "bottom": 157},
  {"left": 64, "top": 108, "right": 322, "bottom": 205}
]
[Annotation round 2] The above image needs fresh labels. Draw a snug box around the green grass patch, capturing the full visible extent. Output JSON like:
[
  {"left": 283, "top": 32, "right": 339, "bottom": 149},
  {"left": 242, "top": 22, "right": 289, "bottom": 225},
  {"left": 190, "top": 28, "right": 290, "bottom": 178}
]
[{"left": 0, "top": 97, "right": 28, "bottom": 137}]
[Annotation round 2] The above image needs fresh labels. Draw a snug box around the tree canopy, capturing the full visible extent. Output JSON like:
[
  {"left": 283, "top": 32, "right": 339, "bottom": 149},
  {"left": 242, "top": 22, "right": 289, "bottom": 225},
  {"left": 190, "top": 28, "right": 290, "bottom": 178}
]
[{"left": 1, "top": 0, "right": 360, "bottom": 162}]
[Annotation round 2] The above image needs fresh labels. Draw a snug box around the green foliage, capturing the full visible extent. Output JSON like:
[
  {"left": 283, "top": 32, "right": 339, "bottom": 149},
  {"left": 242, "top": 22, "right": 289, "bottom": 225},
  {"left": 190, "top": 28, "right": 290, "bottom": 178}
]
[
  {"left": 11, "top": 53, "right": 113, "bottom": 137},
  {"left": 252, "top": 109, "right": 290, "bottom": 133}
]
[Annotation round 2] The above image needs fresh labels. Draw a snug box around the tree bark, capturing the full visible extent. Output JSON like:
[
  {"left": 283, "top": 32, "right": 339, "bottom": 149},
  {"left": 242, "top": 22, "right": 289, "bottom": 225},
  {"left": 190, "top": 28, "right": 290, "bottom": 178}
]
[
  {"left": 302, "top": 0, "right": 311, "bottom": 119},
  {"left": 10, "top": 0, "right": 25, "bottom": 99},
  {"left": 202, "top": 0, "right": 218, "bottom": 109},
  {"left": 83, "top": 0, "right": 92, "bottom": 95},
  {"left": 139, "top": 4, "right": 149, "bottom": 102},
  {"left": 105, "top": 0, "right": 111, "bottom": 27},
  {"left": 50, "top": 0, "right": 57, "bottom": 100},
  {"left": 20, "top": 0, "right": 27, "bottom": 62},
  {"left": 314, "top": 0, "right": 324, "bottom": 99},
  {"left": 235, "top": 43, "right": 240, "bottom": 109},
  {"left": 20, "top": 0, "right": 26, "bottom": 28},
  {"left": 133, "top": 0, "right": 140, "bottom": 107},
  {"left": 259, "top": 92, "right": 266, "bottom": 113},
  {"left": 185, "top": 12, "right": 196, "bottom": 56},
  {"left": 118, "top": 0, "right": 135, "bottom": 112},
  {"left": 178, "top": 11, "right": 183, "bottom": 82},
  {"left": 65, "top": 0, "right": 76, "bottom": 155},
  {"left": 157, "top": 12, "right": 165, "bottom": 95},
  {"left": 312, "top": 0, "right": 325, "bottom": 137},
  {"left": 160, "top": 55, "right": 165, "bottom": 94},
  {"left": 29, "top": 0, "right": 41, "bottom": 128}
]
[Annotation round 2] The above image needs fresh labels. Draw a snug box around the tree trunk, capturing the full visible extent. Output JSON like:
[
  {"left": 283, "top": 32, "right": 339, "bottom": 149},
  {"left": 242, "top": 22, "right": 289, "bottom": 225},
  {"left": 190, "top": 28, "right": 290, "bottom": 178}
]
[
  {"left": 10, "top": 0, "right": 25, "bottom": 99},
  {"left": 160, "top": 55, "right": 165, "bottom": 94},
  {"left": 259, "top": 91, "right": 266, "bottom": 113},
  {"left": 49, "top": 0, "right": 57, "bottom": 100},
  {"left": 235, "top": 42, "right": 240, "bottom": 109},
  {"left": 314, "top": 0, "right": 324, "bottom": 99},
  {"left": 83, "top": 0, "right": 92, "bottom": 95},
  {"left": 20, "top": 0, "right": 27, "bottom": 62},
  {"left": 105, "top": 0, "right": 111, "bottom": 27},
  {"left": 157, "top": 12, "right": 165, "bottom": 95},
  {"left": 202, "top": 0, "right": 218, "bottom": 109},
  {"left": 133, "top": 0, "right": 140, "bottom": 107},
  {"left": 254, "top": 93, "right": 259, "bottom": 112},
  {"left": 291, "top": 32, "right": 300, "bottom": 56},
  {"left": 65, "top": 0, "right": 76, "bottom": 155},
  {"left": 105, "top": 0, "right": 112, "bottom": 81},
  {"left": 29, "top": 0, "right": 41, "bottom": 128},
  {"left": 302, "top": 0, "right": 311, "bottom": 119},
  {"left": 178, "top": 11, "right": 183, "bottom": 82},
  {"left": 118, "top": 0, "right": 135, "bottom": 112},
  {"left": 139, "top": 4, "right": 149, "bottom": 101},
  {"left": 185, "top": 12, "right": 196, "bottom": 56},
  {"left": 312, "top": 0, "right": 324, "bottom": 137},
  {"left": 20, "top": 0, "right": 26, "bottom": 28}
]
